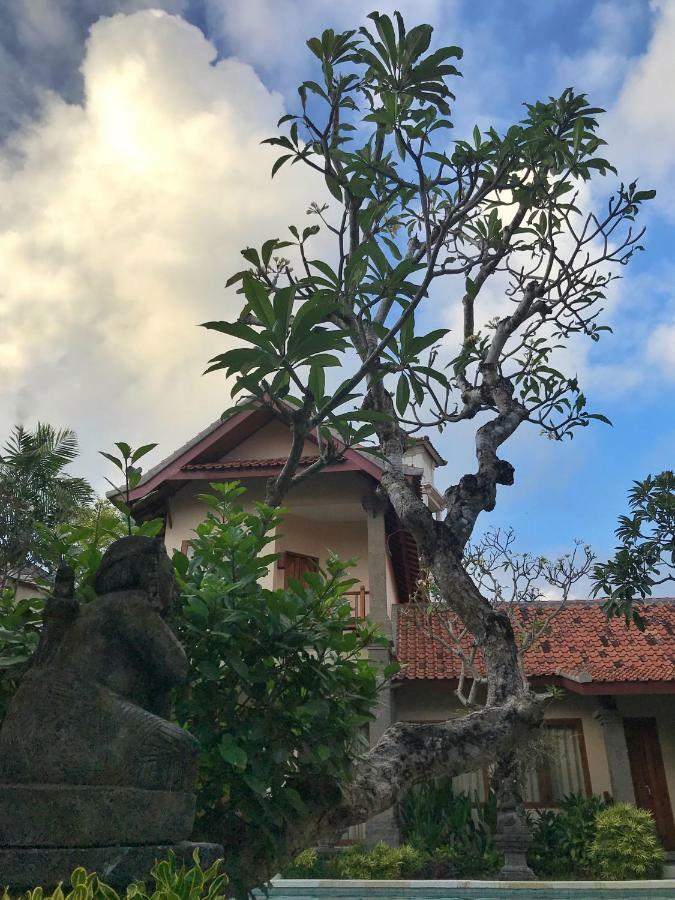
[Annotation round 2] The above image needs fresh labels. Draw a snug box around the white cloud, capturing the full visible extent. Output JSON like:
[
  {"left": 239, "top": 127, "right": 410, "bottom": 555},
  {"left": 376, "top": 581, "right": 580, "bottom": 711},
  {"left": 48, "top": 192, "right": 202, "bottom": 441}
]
[
  {"left": 552, "top": 0, "right": 647, "bottom": 97},
  {"left": 204, "top": 0, "right": 452, "bottom": 95},
  {"left": 0, "top": 10, "right": 326, "bottom": 485},
  {"left": 603, "top": 0, "right": 675, "bottom": 220},
  {"left": 647, "top": 321, "right": 675, "bottom": 378}
]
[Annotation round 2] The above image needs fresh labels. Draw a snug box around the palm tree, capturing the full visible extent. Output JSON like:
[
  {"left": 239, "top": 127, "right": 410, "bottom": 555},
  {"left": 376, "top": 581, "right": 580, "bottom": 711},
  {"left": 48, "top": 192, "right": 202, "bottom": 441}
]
[{"left": 0, "top": 424, "right": 93, "bottom": 588}]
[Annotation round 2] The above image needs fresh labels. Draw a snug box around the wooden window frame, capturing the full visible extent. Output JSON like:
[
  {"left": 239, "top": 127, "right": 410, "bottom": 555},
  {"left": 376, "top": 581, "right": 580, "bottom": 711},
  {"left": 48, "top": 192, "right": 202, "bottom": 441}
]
[
  {"left": 276, "top": 551, "right": 319, "bottom": 588},
  {"left": 524, "top": 717, "right": 592, "bottom": 809}
]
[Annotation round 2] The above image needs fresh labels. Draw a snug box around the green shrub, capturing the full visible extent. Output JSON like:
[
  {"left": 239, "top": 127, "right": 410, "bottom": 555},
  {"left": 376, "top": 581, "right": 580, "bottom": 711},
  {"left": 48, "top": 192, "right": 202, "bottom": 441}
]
[
  {"left": 2, "top": 851, "right": 227, "bottom": 900},
  {"left": 171, "top": 483, "right": 388, "bottom": 895},
  {"left": 335, "top": 843, "right": 426, "bottom": 880},
  {"left": 399, "top": 779, "right": 496, "bottom": 852},
  {"left": 280, "top": 848, "right": 339, "bottom": 879},
  {"left": 589, "top": 803, "right": 664, "bottom": 880},
  {"left": 527, "top": 793, "right": 609, "bottom": 878},
  {"left": 410, "top": 844, "right": 502, "bottom": 880}
]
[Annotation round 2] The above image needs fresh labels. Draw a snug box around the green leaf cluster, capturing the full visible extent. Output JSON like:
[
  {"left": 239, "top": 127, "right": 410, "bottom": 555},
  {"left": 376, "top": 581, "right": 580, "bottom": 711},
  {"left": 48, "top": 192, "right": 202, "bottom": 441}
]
[
  {"left": 589, "top": 803, "right": 665, "bottom": 880},
  {"left": 100, "top": 442, "right": 158, "bottom": 536},
  {"left": 171, "top": 482, "right": 387, "bottom": 896},
  {"left": 0, "top": 590, "right": 43, "bottom": 721},
  {"left": 526, "top": 793, "right": 609, "bottom": 878},
  {"left": 2, "top": 850, "right": 227, "bottom": 900},
  {"left": 592, "top": 471, "right": 674, "bottom": 626},
  {"left": 398, "top": 778, "right": 498, "bottom": 868},
  {"left": 208, "top": 9, "right": 653, "bottom": 455},
  {"left": 0, "top": 424, "right": 93, "bottom": 587}
]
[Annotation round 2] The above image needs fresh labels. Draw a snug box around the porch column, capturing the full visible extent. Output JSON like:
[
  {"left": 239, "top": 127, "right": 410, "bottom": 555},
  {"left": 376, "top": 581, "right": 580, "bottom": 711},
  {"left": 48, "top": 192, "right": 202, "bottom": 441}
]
[
  {"left": 594, "top": 699, "right": 636, "bottom": 804},
  {"left": 362, "top": 495, "right": 390, "bottom": 636},
  {"left": 362, "top": 494, "right": 399, "bottom": 846}
]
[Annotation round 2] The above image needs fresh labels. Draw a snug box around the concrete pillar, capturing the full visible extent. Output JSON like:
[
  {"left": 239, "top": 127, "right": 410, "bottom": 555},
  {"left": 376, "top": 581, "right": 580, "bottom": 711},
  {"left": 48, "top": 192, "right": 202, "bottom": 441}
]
[
  {"left": 361, "top": 495, "right": 390, "bottom": 636},
  {"left": 362, "top": 494, "right": 399, "bottom": 846},
  {"left": 594, "top": 700, "right": 636, "bottom": 804}
]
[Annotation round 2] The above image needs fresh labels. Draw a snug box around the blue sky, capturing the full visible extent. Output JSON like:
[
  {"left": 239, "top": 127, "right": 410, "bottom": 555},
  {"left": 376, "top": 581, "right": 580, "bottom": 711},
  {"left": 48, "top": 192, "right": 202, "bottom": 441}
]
[{"left": 0, "top": 0, "right": 673, "bottom": 565}]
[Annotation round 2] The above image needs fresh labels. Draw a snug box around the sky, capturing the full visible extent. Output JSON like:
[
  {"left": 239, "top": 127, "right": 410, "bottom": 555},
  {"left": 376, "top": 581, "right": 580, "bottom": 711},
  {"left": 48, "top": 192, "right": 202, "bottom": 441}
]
[{"left": 0, "top": 0, "right": 674, "bottom": 565}]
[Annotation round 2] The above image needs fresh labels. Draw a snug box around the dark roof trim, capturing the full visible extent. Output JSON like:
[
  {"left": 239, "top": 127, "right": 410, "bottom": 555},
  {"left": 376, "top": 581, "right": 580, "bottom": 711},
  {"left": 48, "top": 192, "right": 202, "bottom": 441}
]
[{"left": 118, "top": 405, "right": 385, "bottom": 505}]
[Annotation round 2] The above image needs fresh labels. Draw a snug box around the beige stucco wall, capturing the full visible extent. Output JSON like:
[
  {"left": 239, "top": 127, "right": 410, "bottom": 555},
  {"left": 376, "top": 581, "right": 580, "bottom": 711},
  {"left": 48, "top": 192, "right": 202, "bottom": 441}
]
[
  {"left": 275, "top": 513, "right": 368, "bottom": 592},
  {"left": 403, "top": 445, "right": 435, "bottom": 487},
  {"left": 394, "top": 681, "right": 675, "bottom": 811},
  {"left": 220, "top": 419, "right": 315, "bottom": 461},
  {"left": 8, "top": 581, "right": 47, "bottom": 602},
  {"left": 164, "top": 470, "right": 401, "bottom": 612}
]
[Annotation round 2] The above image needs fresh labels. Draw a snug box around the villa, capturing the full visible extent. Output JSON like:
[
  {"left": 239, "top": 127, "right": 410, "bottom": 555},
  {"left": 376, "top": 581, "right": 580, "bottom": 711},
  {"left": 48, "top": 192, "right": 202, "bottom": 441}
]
[{"left": 126, "top": 404, "right": 675, "bottom": 852}]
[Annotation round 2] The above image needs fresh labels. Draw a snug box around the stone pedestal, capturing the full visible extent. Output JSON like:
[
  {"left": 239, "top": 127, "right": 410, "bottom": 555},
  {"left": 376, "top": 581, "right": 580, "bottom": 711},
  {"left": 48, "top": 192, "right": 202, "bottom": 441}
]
[
  {"left": 493, "top": 756, "right": 536, "bottom": 882},
  {"left": 0, "top": 784, "right": 195, "bottom": 847},
  {"left": 0, "top": 785, "right": 222, "bottom": 891},
  {"left": 494, "top": 816, "right": 536, "bottom": 881},
  {"left": 0, "top": 841, "right": 224, "bottom": 891}
]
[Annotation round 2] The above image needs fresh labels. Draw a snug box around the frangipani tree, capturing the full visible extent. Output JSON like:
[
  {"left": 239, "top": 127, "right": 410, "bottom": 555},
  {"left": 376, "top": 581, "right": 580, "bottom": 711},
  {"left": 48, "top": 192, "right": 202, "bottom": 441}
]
[{"left": 202, "top": 10, "right": 652, "bottom": 873}]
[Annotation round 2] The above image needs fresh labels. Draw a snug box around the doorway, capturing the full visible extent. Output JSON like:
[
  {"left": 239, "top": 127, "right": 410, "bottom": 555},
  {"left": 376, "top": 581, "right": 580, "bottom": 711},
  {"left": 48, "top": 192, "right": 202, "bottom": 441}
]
[{"left": 624, "top": 717, "right": 675, "bottom": 850}]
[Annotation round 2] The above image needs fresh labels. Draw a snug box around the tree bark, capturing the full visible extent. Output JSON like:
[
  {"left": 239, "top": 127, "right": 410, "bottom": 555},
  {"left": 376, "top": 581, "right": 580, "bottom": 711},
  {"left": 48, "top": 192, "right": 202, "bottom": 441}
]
[{"left": 202, "top": 693, "right": 544, "bottom": 893}]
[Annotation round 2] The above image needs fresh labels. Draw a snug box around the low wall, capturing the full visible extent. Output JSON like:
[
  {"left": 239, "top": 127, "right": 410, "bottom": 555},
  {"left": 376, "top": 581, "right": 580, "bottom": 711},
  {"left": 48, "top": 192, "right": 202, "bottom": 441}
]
[{"left": 260, "top": 879, "right": 675, "bottom": 899}]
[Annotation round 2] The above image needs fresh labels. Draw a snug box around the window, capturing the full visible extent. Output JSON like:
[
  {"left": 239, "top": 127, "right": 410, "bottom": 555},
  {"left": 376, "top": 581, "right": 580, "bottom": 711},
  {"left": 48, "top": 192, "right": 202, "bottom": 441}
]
[
  {"left": 523, "top": 718, "right": 591, "bottom": 807},
  {"left": 453, "top": 769, "right": 488, "bottom": 802},
  {"left": 278, "top": 551, "right": 319, "bottom": 588}
]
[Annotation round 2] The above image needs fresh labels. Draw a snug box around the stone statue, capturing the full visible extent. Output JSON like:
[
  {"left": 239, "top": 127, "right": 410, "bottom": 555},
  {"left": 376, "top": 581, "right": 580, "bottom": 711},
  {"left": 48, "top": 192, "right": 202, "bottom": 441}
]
[{"left": 0, "top": 536, "right": 221, "bottom": 890}]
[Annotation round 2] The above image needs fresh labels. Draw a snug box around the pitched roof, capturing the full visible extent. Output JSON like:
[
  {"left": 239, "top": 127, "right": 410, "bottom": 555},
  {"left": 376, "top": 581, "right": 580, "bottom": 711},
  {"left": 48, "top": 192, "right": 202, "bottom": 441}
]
[
  {"left": 406, "top": 436, "right": 447, "bottom": 467},
  {"left": 395, "top": 601, "right": 675, "bottom": 691},
  {"left": 114, "top": 406, "right": 384, "bottom": 512}
]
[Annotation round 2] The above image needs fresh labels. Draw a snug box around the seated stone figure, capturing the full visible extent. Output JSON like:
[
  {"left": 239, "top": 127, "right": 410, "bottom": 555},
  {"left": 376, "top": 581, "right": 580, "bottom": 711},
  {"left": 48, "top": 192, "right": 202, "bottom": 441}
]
[
  {"left": 0, "top": 536, "right": 198, "bottom": 792},
  {"left": 0, "top": 536, "right": 222, "bottom": 889}
]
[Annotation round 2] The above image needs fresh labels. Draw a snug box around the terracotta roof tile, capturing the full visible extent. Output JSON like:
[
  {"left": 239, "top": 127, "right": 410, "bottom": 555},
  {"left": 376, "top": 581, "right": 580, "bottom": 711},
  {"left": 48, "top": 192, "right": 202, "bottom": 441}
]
[{"left": 395, "top": 602, "right": 675, "bottom": 685}]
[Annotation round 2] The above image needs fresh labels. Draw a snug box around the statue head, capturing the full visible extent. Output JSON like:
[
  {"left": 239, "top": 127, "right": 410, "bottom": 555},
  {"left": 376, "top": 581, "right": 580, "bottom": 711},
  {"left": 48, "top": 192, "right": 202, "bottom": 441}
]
[{"left": 94, "top": 536, "right": 175, "bottom": 614}]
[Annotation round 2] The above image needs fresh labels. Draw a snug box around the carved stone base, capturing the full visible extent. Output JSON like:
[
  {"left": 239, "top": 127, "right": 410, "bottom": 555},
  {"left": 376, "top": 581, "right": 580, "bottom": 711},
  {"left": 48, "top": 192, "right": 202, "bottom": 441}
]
[
  {"left": 494, "top": 810, "right": 536, "bottom": 881},
  {"left": 0, "top": 784, "right": 196, "bottom": 847},
  {"left": 0, "top": 842, "right": 224, "bottom": 891}
]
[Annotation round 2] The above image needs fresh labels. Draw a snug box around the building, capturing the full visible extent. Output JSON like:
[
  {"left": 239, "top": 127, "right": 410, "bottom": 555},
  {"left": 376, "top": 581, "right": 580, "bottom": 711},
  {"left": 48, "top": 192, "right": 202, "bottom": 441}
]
[
  {"left": 2, "top": 563, "right": 48, "bottom": 601},
  {"left": 127, "top": 405, "right": 675, "bottom": 852}
]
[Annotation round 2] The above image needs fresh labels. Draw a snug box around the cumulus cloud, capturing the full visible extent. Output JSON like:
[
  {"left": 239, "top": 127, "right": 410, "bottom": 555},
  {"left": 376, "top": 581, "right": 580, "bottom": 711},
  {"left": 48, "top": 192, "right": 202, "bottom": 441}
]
[
  {"left": 0, "top": 0, "right": 189, "bottom": 137},
  {"left": 0, "top": 10, "right": 326, "bottom": 485},
  {"left": 204, "top": 0, "right": 453, "bottom": 95},
  {"left": 552, "top": 0, "right": 649, "bottom": 98},
  {"left": 603, "top": 0, "right": 675, "bottom": 220}
]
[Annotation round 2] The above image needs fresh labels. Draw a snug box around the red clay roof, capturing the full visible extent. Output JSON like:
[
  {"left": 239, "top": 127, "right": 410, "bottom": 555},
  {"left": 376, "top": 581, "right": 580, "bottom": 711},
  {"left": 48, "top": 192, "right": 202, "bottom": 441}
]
[
  {"left": 181, "top": 455, "right": 333, "bottom": 472},
  {"left": 395, "top": 602, "right": 675, "bottom": 687}
]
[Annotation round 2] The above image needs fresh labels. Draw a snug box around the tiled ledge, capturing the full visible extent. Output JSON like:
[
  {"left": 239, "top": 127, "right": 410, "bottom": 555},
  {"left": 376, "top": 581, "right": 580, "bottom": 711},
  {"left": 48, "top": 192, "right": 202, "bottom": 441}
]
[{"left": 258, "top": 878, "right": 675, "bottom": 899}]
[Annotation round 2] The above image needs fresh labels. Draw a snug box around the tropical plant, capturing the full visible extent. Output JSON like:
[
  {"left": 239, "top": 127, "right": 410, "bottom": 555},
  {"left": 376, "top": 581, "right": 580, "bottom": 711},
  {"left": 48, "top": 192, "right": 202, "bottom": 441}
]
[
  {"left": 198, "top": 8, "right": 653, "bottom": 869},
  {"left": 589, "top": 803, "right": 664, "bottom": 880},
  {"left": 100, "top": 441, "right": 158, "bottom": 535},
  {"left": 172, "top": 482, "right": 390, "bottom": 896},
  {"left": 335, "top": 842, "right": 426, "bottom": 880},
  {"left": 1, "top": 850, "right": 227, "bottom": 900},
  {"left": 0, "top": 424, "right": 93, "bottom": 589},
  {"left": 0, "top": 590, "right": 43, "bottom": 720},
  {"left": 593, "top": 471, "right": 674, "bottom": 626},
  {"left": 399, "top": 779, "right": 495, "bottom": 852},
  {"left": 527, "top": 793, "right": 609, "bottom": 877}
]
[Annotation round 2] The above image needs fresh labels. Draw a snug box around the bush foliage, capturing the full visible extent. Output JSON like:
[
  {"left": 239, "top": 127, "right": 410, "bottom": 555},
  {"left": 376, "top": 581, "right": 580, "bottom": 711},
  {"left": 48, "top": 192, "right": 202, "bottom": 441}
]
[
  {"left": 527, "top": 793, "right": 609, "bottom": 878},
  {"left": 171, "top": 482, "right": 389, "bottom": 893},
  {"left": 589, "top": 803, "right": 664, "bottom": 881},
  {"left": 2, "top": 852, "right": 227, "bottom": 900},
  {"left": 397, "top": 779, "right": 501, "bottom": 877}
]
